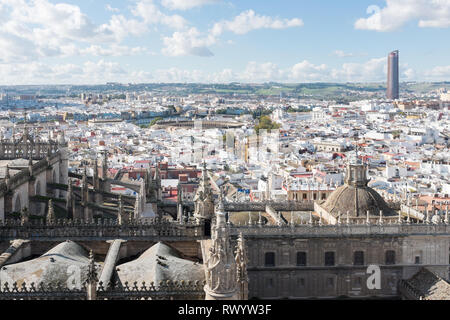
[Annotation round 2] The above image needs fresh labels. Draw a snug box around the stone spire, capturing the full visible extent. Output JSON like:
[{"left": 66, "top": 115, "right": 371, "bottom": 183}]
[
  {"left": 102, "top": 151, "right": 108, "bottom": 180},
  {"left": 5, "top": 165, "right": 10, "bottom": 185},
  {"left": 118, "top": 195, "right": 125, "bottom": 225},
  {"left": 154, "top": 163, "right": 162, "bottom": 201},
  {"left": 204, "top": 196, "right": 238, "bottom": 300},
  {"left": 93, "top": 158, "right": 99, "bottom": 189},
  {"left": 46, "top": 199, "right": 56, "bottom": 225},
  {"left": 177, "top": 183, "right": 183, "bottom": 222},
  {"left": 235, "top": 232, "right": 249, "bottom": 300},
  {"left": 66, "top": 179, "right": 73, "bottom": 217},
  {"left": 81, "top": 166, "right": 88, "bottom": 205},
  {"left": 154, "top": 163, "right": 160, "bottom": 184},
  {"left": 57, "top": 130, "right": 65, "bottom": 146},
  {"left": 445, "top": 202, "right": 449, "bottom": 224},
  {"left": 86, "top": 250, "right": 98, "bottom": 300},
  {"left": 147, "top": 166, "right": 153, "bottom": 184},
  {"left": 28, "top": 153, "right": 33, "bottom": 176},
  {"left": 134, "top": 195, "right": 140, "bottom": 220},
  {"left": 140, "top": 179, "right": 146, "bottom": 205},
  {"left": 177, "top": 182, "right": 182, "bottom": 205},
  {"left": 193, "top": 162, "right": 214, "bottom": 222},
  {"left": 21, "top": 207, "right": 29, "bottom": 225}
]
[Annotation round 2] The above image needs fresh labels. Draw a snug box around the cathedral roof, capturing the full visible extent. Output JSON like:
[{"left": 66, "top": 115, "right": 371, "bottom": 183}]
[
  {"left": 115, "top": 242, "right": 204, "bottom": 286},
  {"left": 0, "top": 241, "right": 100, "bottom": 289},
  {"left": 405, "top": 268, "right": 450, "bottom": 300}
]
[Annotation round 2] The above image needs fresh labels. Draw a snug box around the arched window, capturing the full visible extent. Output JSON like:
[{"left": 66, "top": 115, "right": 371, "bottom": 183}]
[
  {"left": 265, "top": 252, "right": 275, "bottom": 267},
  {"left": 385, "top": 250, "right": 396, "bottom": 265},
  {"left": 354, "top": 251, "right": 364, "bottom": 266}
]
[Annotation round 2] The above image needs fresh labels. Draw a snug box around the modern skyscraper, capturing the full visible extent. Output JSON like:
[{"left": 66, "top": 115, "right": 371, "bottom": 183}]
[{"left": 387, "top": 50, "right": 399, "bottom": 100}]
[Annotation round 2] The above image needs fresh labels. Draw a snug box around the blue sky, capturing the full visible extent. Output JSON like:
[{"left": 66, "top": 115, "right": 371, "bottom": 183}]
[{"left": 0, "top": 0, "right": 449, "bottom": 84}]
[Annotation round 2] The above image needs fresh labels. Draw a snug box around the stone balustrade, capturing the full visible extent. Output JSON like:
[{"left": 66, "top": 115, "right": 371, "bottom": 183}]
[
  {"left": 0, "top": 218, "right": 206, "bottom": 241},
  {"left": 223, "top": 200, "right": 315, "bottom": 212},
  {"left": 229, "top": 220, "right": 450, "bottom": 238},
  {"left": 0, "top": 280, "right": 206, "bottom": 300}
]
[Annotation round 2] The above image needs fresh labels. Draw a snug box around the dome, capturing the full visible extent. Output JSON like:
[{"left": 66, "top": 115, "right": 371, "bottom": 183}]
[{"left": 319, "top": 184, "right": 395, "bottom": 218}]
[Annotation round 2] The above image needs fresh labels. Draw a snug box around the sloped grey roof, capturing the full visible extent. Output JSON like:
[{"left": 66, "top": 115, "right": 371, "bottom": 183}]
[
  {"left": 406, "top": 268, "right": 450, "bottom": 300},
  {"left": 115, "top": 242, "right": 204, "bottom": 286},
  {"left": 0, "top": 241, "right": 100, "bottom": 290}
]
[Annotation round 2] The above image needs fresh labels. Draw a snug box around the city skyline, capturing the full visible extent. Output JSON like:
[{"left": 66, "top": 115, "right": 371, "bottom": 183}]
[{"left": 0, "top": 0, "right": 449, "bottom": 85}]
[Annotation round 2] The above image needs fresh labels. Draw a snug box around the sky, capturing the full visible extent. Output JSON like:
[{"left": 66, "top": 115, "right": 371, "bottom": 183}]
[{"left": 0, "top": 0, "right": 449, "bottom": 85}]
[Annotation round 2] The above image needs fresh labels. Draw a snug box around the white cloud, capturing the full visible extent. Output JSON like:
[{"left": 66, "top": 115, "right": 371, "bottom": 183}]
[
  {"left": 155, "top": 67, "right": 206, "bottom": 82},
  {"left": 290, "top": 60, "right": 328, "bottom": 81},
  {"left": 0, "top": 0, "right": 155, "bottom": 63},
  {"left": 0, "top": 0, "right": 195, "bottom": 63},
  {"left": 331, "top": 57, "right": 387, "bottom": 82},
  {"left": 162, "top": 27, "right": 215, "bottom": 56},
  {"left": 161, "top": 0, "right": 221, "bottom": 10},
  {"left": 211, "top": 9, "right": 303, "bottom": 36},
  {"left": 105, "top": 4, "right": 119, "bottom": 13},
  {"left": 424, "top": 65, "right": 450, "bottom": 80},
  {"left": 132, "top": 0, "right": 187, "bottom": 29},
  {"left": 332, "top": 50, "right": 355, "bottom": 58},
  {"left": 0, "top": 55, "right": 439, "bottom": 85},
  {"left": 79, "top": 45, "right": 152, "bottom": 57},
  {"left": 355, "top": 0, "right": 450, "bottom": 32},
  {"left": 162, "top": 10, "right": 304, "bottom": 57},
  {"left": 96, "top": 15, "right": 148, "bottom": 43},
  {"left": 240, "top": 62, "right": 284, "bottom": 82}
]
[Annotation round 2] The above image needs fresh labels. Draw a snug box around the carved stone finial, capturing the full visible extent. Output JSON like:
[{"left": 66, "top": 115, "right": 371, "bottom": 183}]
[
  {"left": 4, "top": 165, "right": 10, "bottom": 182},
  {"left": 46, "top": 200, "right": 56, "bottom": 225},
  {"left": 204, "top": 202, "right": 238, "bottom": 299},
  {"left": 444, "top": 202, "right": 449, "bottom": 224},
  {"left": 86, "top": 250, "right": 98, "bottom": 284},
  {"left": 234, "top": 232, "right": 249, "bottom": 300},
  {"left": 21, "top": 207, "right": 29, "bottom": 225},
  {"left": 118, "top": 195, "right": 124, "bottom": 225},
  {"left": 425, "top": 208, "right": 430, "bottom": 224}
]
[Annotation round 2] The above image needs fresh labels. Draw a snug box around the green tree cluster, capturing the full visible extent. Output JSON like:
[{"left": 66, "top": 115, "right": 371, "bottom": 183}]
[{"left": 254, "top": 115, "right": 281, "bottom": 134}]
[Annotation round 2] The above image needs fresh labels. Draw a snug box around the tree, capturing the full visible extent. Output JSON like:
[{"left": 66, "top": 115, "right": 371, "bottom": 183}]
[
  {"left": 149, "top": 117, "right": 163, "bottom": 126},
  {"left": 254, "top": 115, "right": 281, "bottom": 134}
]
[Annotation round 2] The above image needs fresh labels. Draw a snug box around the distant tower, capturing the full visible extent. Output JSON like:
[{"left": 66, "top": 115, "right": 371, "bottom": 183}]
[{"left": 387, "top": 50, "right": 399, "bottom": 100}]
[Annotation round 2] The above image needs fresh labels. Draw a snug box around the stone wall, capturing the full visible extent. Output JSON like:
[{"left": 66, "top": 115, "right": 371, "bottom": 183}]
[{"left": 243, "top": 233, "right": 450, "bottom": 299}]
